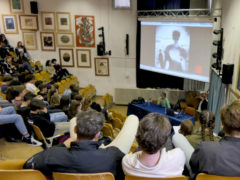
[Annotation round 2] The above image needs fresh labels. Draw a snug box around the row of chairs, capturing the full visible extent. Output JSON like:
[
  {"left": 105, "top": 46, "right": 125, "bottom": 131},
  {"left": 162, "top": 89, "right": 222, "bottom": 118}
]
[{"left": 80, "top": 84, "right": 96, "bottom": 99}]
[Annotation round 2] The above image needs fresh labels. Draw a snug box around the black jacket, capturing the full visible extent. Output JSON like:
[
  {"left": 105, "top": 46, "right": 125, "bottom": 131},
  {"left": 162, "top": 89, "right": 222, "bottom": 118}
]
[
  {"left": 29, "top": 112, "right": 55, "bottom": 137},
  {"left": 24, "top": 141, "right": 125, "bottom": 180}
]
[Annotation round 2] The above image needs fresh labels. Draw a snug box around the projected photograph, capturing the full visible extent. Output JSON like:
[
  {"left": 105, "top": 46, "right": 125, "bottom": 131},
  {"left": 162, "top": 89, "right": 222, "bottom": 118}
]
[{"left": 155, "top": 27, "right": 190, "bottom": 72}]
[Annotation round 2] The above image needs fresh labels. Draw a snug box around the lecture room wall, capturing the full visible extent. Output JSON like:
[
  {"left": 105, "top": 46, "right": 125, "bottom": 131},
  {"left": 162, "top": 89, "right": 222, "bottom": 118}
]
[{"left": 0, "top": 0, "right": 137, "bottom": 96}]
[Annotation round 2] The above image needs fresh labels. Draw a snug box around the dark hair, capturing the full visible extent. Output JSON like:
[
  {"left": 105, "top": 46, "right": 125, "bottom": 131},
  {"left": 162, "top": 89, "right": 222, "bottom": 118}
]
[
  {"left": 6, "top": 85, "right": 25, "bottom": 102},
  {"left": 35, "top": 80, "right": 43, "bottom": 88},
  {"left": 70, "top": 84, "right": 79, "bottom": 92},
  {"left": 179, "top": 119, "right": 193, "bottom": 136},
  {"left": 50, "top": 94, "right": 60, "bottom": 105},
  {"left": 48, "top": 88, "right": 57, "bottom": 102},
  {"left": 68, "top": 100, "right": 81, "bottom": 119},
  {"left": 199, "top": 110, "right": 215, "bottom": 141},
  {"left": 2, "top": 75, "right": 13, "bottom": 82},
  {"left": 220, "top": 100, "right": 240, "bottom": 136},
  {"left": 25, "top": 74, "right": 35, "bottom": 82},
  {"left": 8, "top": 80, "right": 21, "bottom": 86},
  {"left": 60, "top": 95, "right": 70, "bottom": 109},
  {"left": 90, "top": 102, "right": 102, "bottom": 112},
  {"left": 76, "top": 110, "right": 105, "bottom": 139},
  {"left": 38, "top": 83, "right": 47, "bottom": 91},
  {"left": 45, "top": 60, "right": 51, "bottom": 66},
  {"left": 51, "top": 59, "right": 57, "bottom": 63},
  {"left": 30, "top": 99, "right": 46, "bottom": 111},
  {"left": 23, "top": 92, "right": 36, "bottom": 101},
  {"left": 161, "top": 92, "right": 167, "bottom": 97},
  {"left": 73, "top": 94, "right": 83, "bottom": 102},
  {"left": 136, "top": 113, "right": 171, "bottom": 154}
]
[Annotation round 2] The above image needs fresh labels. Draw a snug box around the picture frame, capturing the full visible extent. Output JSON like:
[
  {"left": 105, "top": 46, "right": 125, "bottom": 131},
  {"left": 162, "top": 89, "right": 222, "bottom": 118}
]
[
  {"left": 2, "top": 14, "right": 18, "bottom": 34},
  {"left": 94, "top": 58, "right": 109, "bottom": 76},
  {"left": 40, "top": 32, "right": 56, "bottom": 51},
  {"left": 9, "top": 0, "right": 24, "bottom": 13},
  {"left": 237, "top": 56, "right": 240, "bottom": 92},
  {"left": 41, "top": 11, "right": 55, "bottom": 31},
  {"left": 76, "top": 49, "right": 91, "bottom": 68},
  {"left": 75, "top": 15, "right": 95, "bottom": 47},
  {"left": 56, "top": 12, "right": 71, "bottom": 32},
  {"left": 19, "top": 15, "right": 38, "bottom": 30},
  {"left": 22, "top": 31, "right": 37, "bottom": 50},
  {"left": 56, "top": 33, "right": 74, "bottom": 47},
  {"left": 229, "top": 88, "right": 240, "bottom": 104},
  {"left": 59, "top": 48, "right": 74, "bottom": 67}
]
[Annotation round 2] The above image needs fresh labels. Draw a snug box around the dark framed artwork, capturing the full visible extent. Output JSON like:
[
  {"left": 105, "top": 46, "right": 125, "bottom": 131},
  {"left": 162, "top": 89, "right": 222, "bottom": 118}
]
[{"left": 40, "top": 32, "right": 56, "bottom": 51}]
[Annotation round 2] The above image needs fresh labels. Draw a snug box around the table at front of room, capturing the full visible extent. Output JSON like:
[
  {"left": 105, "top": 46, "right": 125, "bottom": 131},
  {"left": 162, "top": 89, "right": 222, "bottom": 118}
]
[{"left": 127, "top": 102, "right": 194, "bottom": 126}]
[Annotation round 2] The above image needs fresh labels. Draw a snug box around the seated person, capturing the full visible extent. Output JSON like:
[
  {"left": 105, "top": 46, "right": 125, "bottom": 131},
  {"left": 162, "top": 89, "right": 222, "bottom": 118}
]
[
  {"left": 1, "top": 75, "right": 13, "bottom": 93},
  {"left": 15, "top": 41, "right": 28, "bottom": 57},
  {"left": 0, "top": 41, "right": 10, "bottom": 59},
  {"left": 6, "top": 85, "right": 26, "bottom": 110},
  {"left": 68, "top": 100, "right": 81, "bottom": 120},
  {"left": 179, "top": 119, "right": 194, "bottom": 136},
  {"left": 157, "top": 92, "right": 171, "bottom": 108},
  {"left": 186, "top": 110, "right": 221, "bottom": 149},
  {"left": 29, "top": 99, "right": 55, "bottom": 137},
  {"left": 38, "top": 83, "right": 48, "bottom": 101},
  {"left": 122, "top": 113, "right": 185, "bottom": 177},
  {"left": 0, "top": 106, "right": 36, "bottom": 145},
  {"left": 45, "top": 60, "right": 56, "bottom": 79},
  {"left": 24, "top": 111, "right": 139, "bottom": 180},
  {"left": 25, "top": 74, "right": 38, "bottom": 94},
  {"left": 52, "top": 58, "right": 70, "bottom": 81},
  {"left": 190, "top": 100, "right": 240, "bottom": 177},
  {"left": 2, "top": 56, "right": 17, "bottom": 75}
]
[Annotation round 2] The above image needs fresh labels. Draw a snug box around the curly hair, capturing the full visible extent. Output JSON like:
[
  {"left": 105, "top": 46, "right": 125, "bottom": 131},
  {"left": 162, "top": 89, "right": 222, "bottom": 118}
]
[
  {"left": 199, "top": 110, "right": 215, "bottom": 141},
  {"left": 136, "top": 113, "right": 171, "bottom": 154}
]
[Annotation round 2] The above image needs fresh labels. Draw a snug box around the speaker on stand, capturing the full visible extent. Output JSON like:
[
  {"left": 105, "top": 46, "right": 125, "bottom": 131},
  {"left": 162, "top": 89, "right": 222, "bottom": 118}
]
[{"left": 30, "top": 1, "right": 38, "bottom": 14}]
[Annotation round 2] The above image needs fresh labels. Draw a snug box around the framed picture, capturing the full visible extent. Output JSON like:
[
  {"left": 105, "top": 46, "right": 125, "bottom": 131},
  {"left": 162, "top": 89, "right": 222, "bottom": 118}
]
[
  {"left": 19, "top": 15, "right": 38, "bottom": 30},
  {"left": 229, "top": 88, "right": 240, "bottom": 104},
  {"left": 2, "top": 14, "right": 18, "bottom": 34},
  {"left": 56, "top": 33, "right": 74, "bottom": 47},
  {"left": 9, "top": 0, "right": 24, "bottom": 13},
  {"left": 94, "top": 58, "right": 109, "bottom": 76},
  {"left": 22, "top": 31, "right": 37, "bottom": 50},
  {"left": 76, "top": 49, "right": 91, "bottom": 68},
  {"left": 41, "top": 12, "right": 55, "bottom": 31},
  {"left": 56, "top": 12, "right": 71, "bottom": 32},
  {"left": 75, "top": 15, "right": 95, "bottom": 47},
  {"left": 40, "top": 32, "right": 56, "bottom": 51},
  {"left": 59, "top": 48, "right": 74, "bottom": 67}
]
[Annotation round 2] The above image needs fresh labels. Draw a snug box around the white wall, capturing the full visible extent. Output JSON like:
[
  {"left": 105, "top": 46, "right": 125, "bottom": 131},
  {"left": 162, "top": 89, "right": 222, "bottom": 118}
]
[
  {"left": 0, "top": 0, "right": 137, "bottom": 96},
  {"left": 222, "top": 0, "right": 240, "bottom": 95}
]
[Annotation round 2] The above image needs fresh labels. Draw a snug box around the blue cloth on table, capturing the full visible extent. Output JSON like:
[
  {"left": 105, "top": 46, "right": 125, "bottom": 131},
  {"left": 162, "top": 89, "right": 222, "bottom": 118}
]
[{"left": 127, "top": 102, "right": 194, "bottom": 126}]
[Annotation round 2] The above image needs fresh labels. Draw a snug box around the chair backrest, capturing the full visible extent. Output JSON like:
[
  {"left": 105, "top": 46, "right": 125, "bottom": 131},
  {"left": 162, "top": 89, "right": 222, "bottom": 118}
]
[
  {"left": 125, "top": 174, "right": 188, "bottom": 180},
  {"left": 196, "top": 173, "right": 240, "bottom": 180},
  {"left": 102, "top": 123, "right": 114, "bottom": 139},
  {"left": 53, "top": 172, "right": 114, "bottom": 180},
  {"left": 32, "top": 124, "right": 49, "bottom": 148},
  {"left": 185, "top": 107, "right": 196, "bottom": 116},
  {"left": 112, "top": 117, "right": 123, "bottom": 129},
  {"left": 0, "top": 159, "right": 26, "bottom": 170},
  {"left": 0, "top": 169, "right": 46, "bottom": 180}
]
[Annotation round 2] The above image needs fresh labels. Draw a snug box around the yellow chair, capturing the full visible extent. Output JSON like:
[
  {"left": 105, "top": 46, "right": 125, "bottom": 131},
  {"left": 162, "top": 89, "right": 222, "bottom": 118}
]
[
  {"left": 29, "top": 61, "right": 35, "bottom": 69},
  {"left": 196, "top": 173, "right": 240, "bottom": 180},
  {"left": 0, "top": 159, "right": 26, "bottom": 170},
  {"left": 103, "top": 93, "right": 113, "bottom": 109},
  {"left": 40, "top": 71, "right": 50, "bottom": 82},
  {"left": 34, "top": 73, "right": 44, "bottom": 81},
  {"left": 0, "top": 169, "right": 46, "bottom": 180},
  {"left": 35, "top": 61, "right": 42, "bottom": 71},
  {"left": 125, "top": 174, "right": 188, "bottom": 180},
  {"left": 112, "top": 117, "right": 123, "bottom": 130},
  {"left": 53, "top": 172, "right": 114, "bottom": 180}
]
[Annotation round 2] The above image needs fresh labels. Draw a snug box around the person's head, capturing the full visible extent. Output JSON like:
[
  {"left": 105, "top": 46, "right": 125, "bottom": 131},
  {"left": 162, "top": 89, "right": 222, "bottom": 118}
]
[
  {"left": 5, "top": 56, "right": 12, "bottom": 63},
  {"left": 68, "top": 100, "right": 81, "bottom": 119},
  {"left": 179, "top": 119, "right": 193, "bottom": 136},
  {"left": 39, "top": 83, "right": 47, "bottom": 93},
  {"left": 74, "top": 110, "right": 105, "bottom": 140},
  {"left": 220, "top": 100, "right": 240, "bottom": 137},
  {"left": 6, "top": 85, "right": 26, "bottom": 102},
  {"left": 30, "top": 98, "right": 46, "bottom": 113},
  {"left": 23, "top": 92, "right": 37, "bottom": 105},
  {"left": 35, "top": 80, "right": 43, "bottom": 88},
  {"left": 17, "top": 41, "right": 22, "bottom": 48},
  {"left": 70, "top": 84, "right": 80, "bottom": 93},
  {"left": 48, "top": 88, "right": 58, "bottom": 102},
  {"left": 172, "top": 30, "right": 180, "bottom": 42},
  {"left": 199, "top": 110, "right": 215, "bottom": 141},
  {"left": 25, "top": 74, "right": 35, "bottom": 83},
  {"left": 2, "top": 75, "right": 13, "bottom": 84},
  {"left": 73, "top": 94, "right": 83, "bottom": 102},
  {"left": 136, "top": 113, "right": 171, "bottom": 154},
  {"left": 45, "top": 60, "right": 51, "bottom": 66},
  {"left": 8, "top": 79, "right": 21, "bottom": 86},
  {"left": 50, "top": 94, "right": 60, "bottom": 106},
  {"left": 161, "top": 92, "right": 167, "bottom": 99},
  {"left": 0, "top": 41, "right": 4, "bottom": 48},
  {"left": 60, "top": 95, "right": 70, "bottom": 108},
  {"left": 51, "top": 59, "right": 57, "bottom": 64},
  {"left": 90, "top": 102, "right": 102, "bottom": 112}
]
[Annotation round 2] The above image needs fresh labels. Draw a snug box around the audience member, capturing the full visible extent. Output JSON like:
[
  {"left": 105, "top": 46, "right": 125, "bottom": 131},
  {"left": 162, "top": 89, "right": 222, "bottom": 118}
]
[
  {"left": 186, "top": 110, "right": 221, "bottom": 148},
  {"left": 25, "top": 74, "right": 38, "bottom": 93},
  {"left": 157, "top": 92, "right": 171, "bottom": 108},
  {"left": 122, "top": 113, "right": 185, "bottom": 177},
  {"left": 2, "top": 56, "right": 16, "bottom": 74},
  {"left": 6, "top": 85, "right": 26, "bottom": 109},
  {"left": 45, "top": 60, "right": 56, "bottom": 80},
  {"left": 38, "top": 83, "right": 48, "bottom": 101},
  {"left": 0, "top": 41, "right": 10, "bottom": 59},
  {"left": 15, "top": 41, "right": 27, "bottom": 57},
  {"left": 1, "top": 75, "right": 13, "bottom": 93},
  {"left": 190, "top": 100, "right": 240, "bottom": 177},
  {"left": 52, "top": 58, "right": 70, "bottom": 81},
  {"left": 68, "top": 100, "right": 81, "bottom": 120},
  {"left": 179, "top": 119, "right": 194, "bottom": 136}
]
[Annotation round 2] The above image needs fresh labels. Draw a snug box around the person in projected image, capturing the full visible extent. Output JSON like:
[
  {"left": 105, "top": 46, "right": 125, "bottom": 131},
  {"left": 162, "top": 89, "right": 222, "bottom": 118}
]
[{"left": 165, "top": 30, "right": 188, "bottom": 72}]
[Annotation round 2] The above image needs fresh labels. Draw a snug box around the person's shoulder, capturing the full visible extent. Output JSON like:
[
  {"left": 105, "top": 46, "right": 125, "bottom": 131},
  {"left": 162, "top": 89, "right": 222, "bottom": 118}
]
[
  {"left": 195, "top": 141, "right": 221, "bottom": 153},
  {"left": 166, "top": 148, "right": 185, "bottom": 159},
  {"left": 104, "top": 146, "right": 125, "bottom": 156}
]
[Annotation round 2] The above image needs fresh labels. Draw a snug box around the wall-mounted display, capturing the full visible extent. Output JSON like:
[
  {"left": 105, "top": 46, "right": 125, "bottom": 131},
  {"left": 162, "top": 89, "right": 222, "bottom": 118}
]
[
  {"left": 95, "top": 58, "right": 109, "bottom": 76},
  {"left": 22, "top": 31, "right": 37, "bottom": 50},
  {"left": 76, "top": 49, "right": 91, "bottom": 68},
  {"left": 56, "top": 12, "right": 71, "bottom": 32},
  {"left": 2, "top": 14, "right": 18, "bottom": 34},
  {"left": 56, "top": 33, "right": 74, "bottom": 47},
  {"left": 59, "top": 48, "right": 74, "bottom": 67},
  {"left": 75, "top": 15, "right": 95, "bottom": 47},
  {"left": 19, "top": 15, "right": 38, "bottom": 30},
  {"left": 40, "top": 32, "right": 55, "bottom": 51},
  {"left": 9, "top": 0, "right": 24, "bottom": 13},
  {"left": 41, "top": 12, "right": 55, "bottom": 31}
]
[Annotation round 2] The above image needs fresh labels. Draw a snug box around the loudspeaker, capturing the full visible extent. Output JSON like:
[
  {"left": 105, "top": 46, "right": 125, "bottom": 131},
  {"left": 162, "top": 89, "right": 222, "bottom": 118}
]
[
  {"left": 30, "top": 1, "right": 38, "bottom": 14},
  {"left": 222, "top": 64, "right": 234, "bottom": 84},
  {"left": 126, "top": 34, "right": 129, "bottom": 55},
  {"left": 97, "top": 44, "right": 104, "bottom": 56}
]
